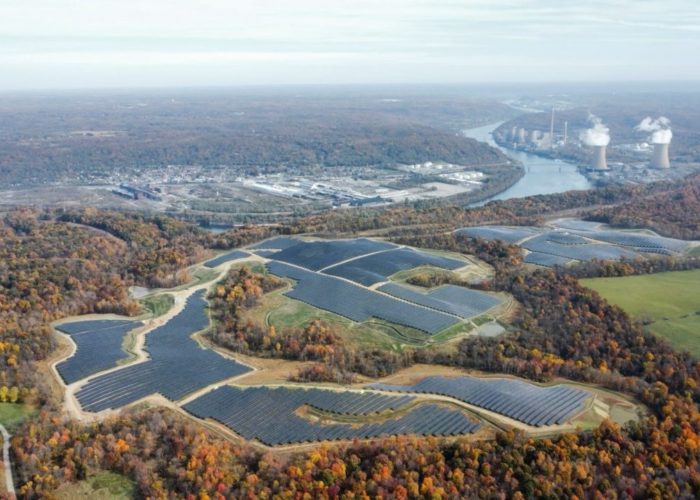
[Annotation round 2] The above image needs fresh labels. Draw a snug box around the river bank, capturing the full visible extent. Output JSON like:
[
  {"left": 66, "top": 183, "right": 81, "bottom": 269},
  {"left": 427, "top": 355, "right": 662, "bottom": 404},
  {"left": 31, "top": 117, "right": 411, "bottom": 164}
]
[{"left": 462, "top": 122, "right": 592, "bottom": 206}]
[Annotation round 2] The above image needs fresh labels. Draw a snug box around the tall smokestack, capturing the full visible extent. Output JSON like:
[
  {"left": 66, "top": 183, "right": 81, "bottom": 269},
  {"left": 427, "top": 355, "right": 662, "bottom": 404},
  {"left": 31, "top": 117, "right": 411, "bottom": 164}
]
[
  {"left": 636, "top": 116, "right": 672, "bottom": 169},
  {"left": 549, "top": 107, "right": 555, "bottom": 149},
  {"left": 593, "top": 145, "right": 608, "bottom": 170},
  {"left": 563, "top": 121, "right": 568, "bottom": 145},
  {"left": 651, "top": 143, "right": 670, "bottom": 169}
]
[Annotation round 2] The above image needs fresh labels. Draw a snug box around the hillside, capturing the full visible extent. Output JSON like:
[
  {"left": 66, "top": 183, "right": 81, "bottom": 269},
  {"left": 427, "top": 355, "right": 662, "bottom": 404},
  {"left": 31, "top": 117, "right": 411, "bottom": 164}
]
[{"left": 0, "top": 91, "right": 514, "bottom": 187}]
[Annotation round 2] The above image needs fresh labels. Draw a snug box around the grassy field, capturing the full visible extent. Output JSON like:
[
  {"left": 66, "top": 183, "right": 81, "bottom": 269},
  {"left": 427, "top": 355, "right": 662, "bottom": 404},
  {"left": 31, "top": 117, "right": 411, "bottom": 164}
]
[
  {"left": 141, "top": 293, "right": 174, "bottom": 317},
  {"left": 0, "top": 403, "right": 35, "bottom": 431},
  {"left": 581, "top": 269, "right": 700, "bottom": 356},
  {"left": 55, "top": 471, "right": 136, "bottom": 499}
]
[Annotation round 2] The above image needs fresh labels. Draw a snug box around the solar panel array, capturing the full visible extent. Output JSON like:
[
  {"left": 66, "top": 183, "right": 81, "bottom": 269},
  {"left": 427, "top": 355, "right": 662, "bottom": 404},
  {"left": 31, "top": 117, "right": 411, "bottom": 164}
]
[
  {"left": 545, "top": 232, "right": 590, "bottom": 245},
  {"left": 324, "top": 248, "right": 465, "bottom": 286},
  {"left": 549, "top": 219, "right": 602, "bottom": 231},
  {"left": 378, "top": 283, "right": 501, "bottom": 319},
  {"left": 460, "top": 221, "right": 692, "bottom": 267},
  {"left": 249, "top": 236, "right": 304, "bottom": 250},
  {"left": 370, "top": 376, "right": 591, "bottom": 427},
  {"left": 55, "top": 319, "right": 143, "bottom": 384},
  {"left": 271, "top": 238, "right": 397, "bottom": 271},
  {"left": 584, "top": 231, "right": 689, "bottom": 253},
  {"left": 204, "top": 250, "right": 250, "bottom": 268},
  {"left": 457, "top": 226, "right": 541, "bottom": 244},
  {"left": 267, "top": 261, "right": 459, "bottom": 334},
  {"left": 251, "top": 249, "right": 279, "bottom": 258},
  {"left": 75, "top": 290, "right": 251, "bottom": 412},
  {"left": 184, "top": 386, "right": 480, "bottom": 445},
  {"left": 524, "top": 252, "right": 573, "bottom": 267},
  {"left": 522, "top": 234, "right": 641, "bottom": 262}
]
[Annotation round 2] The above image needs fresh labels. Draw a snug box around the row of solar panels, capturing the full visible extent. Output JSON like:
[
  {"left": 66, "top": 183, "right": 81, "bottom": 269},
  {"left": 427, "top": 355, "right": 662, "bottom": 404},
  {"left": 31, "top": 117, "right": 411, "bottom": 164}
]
[
  {"left": 75, "top": 290, "right": 251, "bottom": 412},
  {"left": 268, "top": 238, "right": 397, "bottom": 271},
  {"left": 203, "top": 250, "right": 250, "bottom": 268},
  {"left": 322, "top": 247, "right": 465, "bottom": 286},
  {"left": 378, "top": 283, "right": 501, "bottom": 319},
  {"left": 458, "top": 224, "right": 690, "bottom": 268},
  {"left": 54, "top": 319, "right": 143, "bottom": 384},
  {"left": 184, "top": 386, "right": 480, "bottom": 446},
  {"left": 522, "top": 234, "right": 641, "bottom": 262},
  {"left": 370, "top": 376, "right": 591, "bottom": 427},
  {"left": 267, "top": 261, "right": 460, "bottom": 334}
]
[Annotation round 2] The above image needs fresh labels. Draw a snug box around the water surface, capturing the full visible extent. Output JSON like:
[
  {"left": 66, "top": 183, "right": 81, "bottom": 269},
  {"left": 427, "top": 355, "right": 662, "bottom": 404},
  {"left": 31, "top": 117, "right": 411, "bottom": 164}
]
[{"left": 464, "top": 122, "right": 591, "bottom": 206}]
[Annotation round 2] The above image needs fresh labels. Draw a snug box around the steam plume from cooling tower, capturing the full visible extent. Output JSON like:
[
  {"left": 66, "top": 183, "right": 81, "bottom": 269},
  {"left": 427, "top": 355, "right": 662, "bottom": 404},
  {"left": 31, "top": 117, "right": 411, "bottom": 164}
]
[
  {"left": 579, "top": 114, "right": 610, "bottom": 147},
  {"left": 635, "top": 116, "right": 673, "bottom": 144},
  {"left": 580, "top": 115, "right": 609, "bottom": 170},
  {"left": 636, "top": 116, "right": 672, "bottom": 168}
]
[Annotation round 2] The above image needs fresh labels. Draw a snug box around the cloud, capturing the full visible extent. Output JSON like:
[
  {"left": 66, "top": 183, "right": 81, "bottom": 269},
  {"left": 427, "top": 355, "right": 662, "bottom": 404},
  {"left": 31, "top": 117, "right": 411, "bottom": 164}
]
[
  {"left": 580, "top": 114, "right": 611, "bottom": 147},
  {"left": 0, "top": 0, "right": 698, "bottom": 89}
]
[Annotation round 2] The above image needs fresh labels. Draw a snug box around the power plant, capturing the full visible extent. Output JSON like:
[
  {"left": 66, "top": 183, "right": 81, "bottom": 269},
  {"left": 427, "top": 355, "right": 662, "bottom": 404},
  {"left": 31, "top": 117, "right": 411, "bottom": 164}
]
[
  {"left": 651, "top": 142, "right": 670, "bottom": 169},
  {"left": 636, "top": 116, "right": 673, "bottom": 169},
  {"left": 516, "top": 127, "right": 526, "bottom": 144},
  {"left": 592, "top": 145, "right": 608, "bottom": 170}
]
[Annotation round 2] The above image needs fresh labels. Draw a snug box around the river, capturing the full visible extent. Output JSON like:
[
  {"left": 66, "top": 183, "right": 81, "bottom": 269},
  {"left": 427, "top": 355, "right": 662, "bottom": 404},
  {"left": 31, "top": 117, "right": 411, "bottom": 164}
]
[{"left": 463, "top": 122, "right": 592, "bottom": 206}]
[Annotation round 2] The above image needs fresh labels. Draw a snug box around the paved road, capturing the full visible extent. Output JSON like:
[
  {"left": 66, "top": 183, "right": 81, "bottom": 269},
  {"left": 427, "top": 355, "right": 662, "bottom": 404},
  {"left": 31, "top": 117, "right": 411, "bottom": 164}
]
[{"left": 0, "top": 424, "right": 14, "bottom": 497}]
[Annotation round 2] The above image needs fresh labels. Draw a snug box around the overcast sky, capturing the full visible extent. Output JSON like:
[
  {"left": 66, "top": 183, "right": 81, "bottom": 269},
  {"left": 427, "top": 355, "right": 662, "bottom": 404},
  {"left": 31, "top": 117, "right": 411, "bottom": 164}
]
[{"left": 1, "top": 0, "right": 699, "bottom": 90}]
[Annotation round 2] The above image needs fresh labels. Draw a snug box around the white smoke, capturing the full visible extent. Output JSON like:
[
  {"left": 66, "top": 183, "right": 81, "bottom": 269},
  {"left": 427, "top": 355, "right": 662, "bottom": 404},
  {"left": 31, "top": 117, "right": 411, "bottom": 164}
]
[
  {"left": 580, "top": 114, "right": 610, "bottom": 146},
  {"left": 635, "top": 116, "right": 672, "bottom": 144}
]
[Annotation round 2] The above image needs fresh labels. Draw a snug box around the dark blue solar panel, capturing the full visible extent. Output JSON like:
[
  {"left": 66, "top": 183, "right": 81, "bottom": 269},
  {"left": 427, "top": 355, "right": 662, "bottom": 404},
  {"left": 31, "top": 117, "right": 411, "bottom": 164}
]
[
  {"left": 524, "top": 252, "right": 572, "bottom": 267},
  {"left": 248, "top": 236, "right": 304, "bottom": 250},
  {"left": 267, "top": 261, "right": 459, "bottom": 334},
  {"left": 55, "top": 319, "right": 143, "bottom": 384},
  {"left": 270, "top": 238, "right": 397, "bottom": 271},
  {"left": 522, "top": 234, "right": 640, "bottom": 262},
  {"left": 204, "top": 250, "right": 250, "bottom": 268},
  {"left": 370, "top": 376, "right": 591, "bottom": 426},
  {"left": 184, "top": 386, "right": 480, "bottom": 446},
  {"left": 323, "top": 247, "right": 465, "bottom": 286},
  {"left": 378, "top": 283, "right": 501, "bottom": 318},
  {"left": 584, "top": 231, "right": 688, "bottom": 253},
  {"left": 75, "top": 290, "right": 251, "bottom": 412},
  {"left": 456, "top": 226, "right": 541, "bottom": 244}
]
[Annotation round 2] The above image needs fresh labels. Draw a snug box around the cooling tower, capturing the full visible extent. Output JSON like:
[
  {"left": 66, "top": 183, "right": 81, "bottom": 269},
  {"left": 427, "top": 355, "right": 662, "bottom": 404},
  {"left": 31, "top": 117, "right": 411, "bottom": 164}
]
[
  {"left": 592, "top": 145, "right": 608, "bottom": 170},
  {"left": 510, "top": 126, "right": 518, "bottom": 141},
  {"left": 529, "top": 130, "right": 540, "bottom": 143},
  {"left": 517, "top": 128, "right": 526, "bottom": 144},
  {"left": 651, "top": 142, "right": 670, "bottom": 169}
]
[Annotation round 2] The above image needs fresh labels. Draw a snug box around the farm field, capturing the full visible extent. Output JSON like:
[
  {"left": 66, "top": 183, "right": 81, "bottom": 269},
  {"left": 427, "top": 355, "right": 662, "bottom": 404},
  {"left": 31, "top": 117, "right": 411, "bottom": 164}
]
[{"left": 581, "top": 269, "right": 700, "bottom": 356}]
